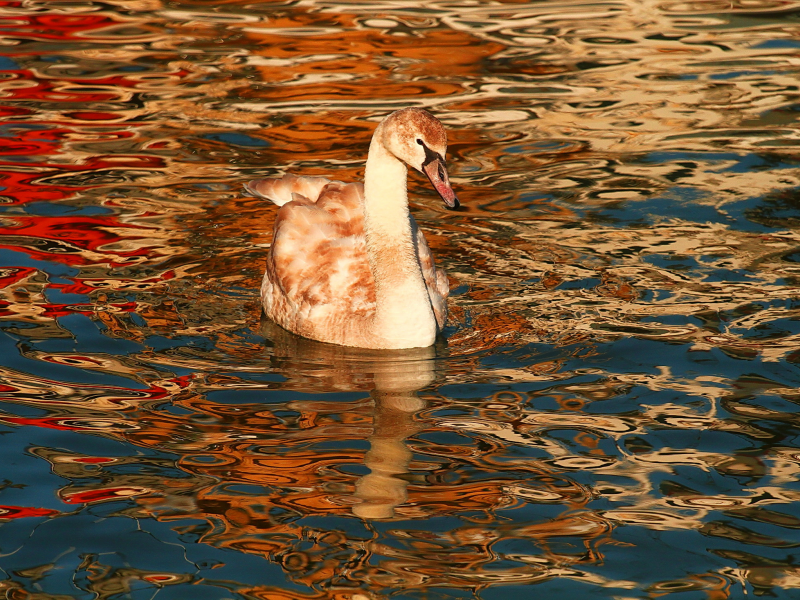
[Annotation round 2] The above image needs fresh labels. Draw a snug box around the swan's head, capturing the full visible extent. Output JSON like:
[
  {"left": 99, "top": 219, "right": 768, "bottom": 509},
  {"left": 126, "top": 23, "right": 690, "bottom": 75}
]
[{"left": 381, "top": 108, "right": 460, "bottom": 209}]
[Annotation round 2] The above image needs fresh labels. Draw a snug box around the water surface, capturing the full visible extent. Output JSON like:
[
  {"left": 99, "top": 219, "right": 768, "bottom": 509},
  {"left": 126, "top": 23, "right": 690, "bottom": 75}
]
[{"left": 1, "top": 0, "right": 800, "bottom": 598}]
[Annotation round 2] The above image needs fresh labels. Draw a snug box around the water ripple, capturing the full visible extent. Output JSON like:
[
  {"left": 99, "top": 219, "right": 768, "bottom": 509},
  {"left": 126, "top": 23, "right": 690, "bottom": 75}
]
[{"left": 0, "top": 0, "right": 799, "bottom": 598}]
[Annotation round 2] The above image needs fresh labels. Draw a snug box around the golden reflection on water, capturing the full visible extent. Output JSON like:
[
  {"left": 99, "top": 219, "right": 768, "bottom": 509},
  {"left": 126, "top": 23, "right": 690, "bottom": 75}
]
[{"left": 1, "top": 0, "right": 800, "bottom": 598}]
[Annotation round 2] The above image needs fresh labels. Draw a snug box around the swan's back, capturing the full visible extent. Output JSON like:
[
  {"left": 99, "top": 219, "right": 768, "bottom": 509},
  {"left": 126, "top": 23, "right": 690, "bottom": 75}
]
[{"left": 249, "top": 174, "right": 449, "bottom": 346}]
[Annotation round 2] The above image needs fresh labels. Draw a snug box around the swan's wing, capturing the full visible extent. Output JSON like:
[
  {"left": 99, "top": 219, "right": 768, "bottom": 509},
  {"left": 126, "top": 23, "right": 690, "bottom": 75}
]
[
  {"left": 413, "top": 218, "right": 449, "bottom": 329},
  {"left": 263, "top": 181, "right": 375, "bottom": 332},
  {"left": 245, "top": 174, "right": 331, "bottom": 206}
]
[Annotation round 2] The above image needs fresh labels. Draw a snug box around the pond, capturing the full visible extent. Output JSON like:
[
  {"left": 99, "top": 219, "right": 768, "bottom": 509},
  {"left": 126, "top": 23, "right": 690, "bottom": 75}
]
[{"left": 1, "top": 0, "right": 800, "bottom": 598}]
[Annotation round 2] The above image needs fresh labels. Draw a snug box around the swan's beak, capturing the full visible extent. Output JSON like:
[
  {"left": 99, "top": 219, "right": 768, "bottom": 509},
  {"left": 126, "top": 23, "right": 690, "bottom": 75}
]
[{"left": 423, "top": 156, "right": 460, "bottom": 210}]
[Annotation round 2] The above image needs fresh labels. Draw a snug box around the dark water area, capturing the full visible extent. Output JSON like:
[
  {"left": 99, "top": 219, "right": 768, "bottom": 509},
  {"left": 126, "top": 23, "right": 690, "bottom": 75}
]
[{"left": 1, "top": 0, "right": 800, "bottom": 598}]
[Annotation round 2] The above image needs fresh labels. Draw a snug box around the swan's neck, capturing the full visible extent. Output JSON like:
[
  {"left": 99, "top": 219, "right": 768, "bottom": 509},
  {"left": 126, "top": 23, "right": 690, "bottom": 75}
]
[{"left": 363, "top": 126, "right": 437, "bottom": 349}]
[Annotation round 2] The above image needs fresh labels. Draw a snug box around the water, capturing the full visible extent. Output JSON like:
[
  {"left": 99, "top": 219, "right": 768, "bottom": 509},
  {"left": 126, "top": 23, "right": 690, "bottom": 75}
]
[{"left": 1, "top": 0, "right": 800, "bottom": 598}]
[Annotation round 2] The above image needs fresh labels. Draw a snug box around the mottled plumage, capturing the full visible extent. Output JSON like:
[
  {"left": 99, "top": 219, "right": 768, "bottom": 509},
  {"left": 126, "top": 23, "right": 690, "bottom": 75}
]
[{"left": 246, "top": 108, "right": 459, "bottom": 349}]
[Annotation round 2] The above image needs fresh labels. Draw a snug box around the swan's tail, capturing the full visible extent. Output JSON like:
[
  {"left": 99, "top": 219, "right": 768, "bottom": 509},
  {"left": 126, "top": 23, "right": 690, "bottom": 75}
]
[{"left": 244, "top": 174, "right": 331, "bottom": 206}]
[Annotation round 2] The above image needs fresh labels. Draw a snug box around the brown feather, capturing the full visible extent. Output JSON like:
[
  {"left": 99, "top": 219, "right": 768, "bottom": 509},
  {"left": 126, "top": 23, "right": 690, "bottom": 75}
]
[{"left": 251, "top": 174, "right": 450, "bottom": 346}]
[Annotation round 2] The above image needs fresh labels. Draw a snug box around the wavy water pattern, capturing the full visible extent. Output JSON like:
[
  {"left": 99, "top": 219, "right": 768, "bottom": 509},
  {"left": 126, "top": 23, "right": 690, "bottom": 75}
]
[{"left": 0, "top": 0, "right": 799, "bottom": 598}]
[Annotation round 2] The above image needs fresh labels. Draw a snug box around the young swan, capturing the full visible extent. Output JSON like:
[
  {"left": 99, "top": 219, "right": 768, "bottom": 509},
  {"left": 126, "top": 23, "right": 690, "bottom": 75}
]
[{"left": 245, "top": 108, "right": 459, "bottom": 349}]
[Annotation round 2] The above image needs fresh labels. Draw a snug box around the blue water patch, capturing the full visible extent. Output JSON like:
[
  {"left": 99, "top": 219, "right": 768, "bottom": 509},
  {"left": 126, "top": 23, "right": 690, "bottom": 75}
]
[
  {"left": 203, "top": 132, "right": 270, "bottom": 147},
  {"left": 644, "top": 150, "right": 743, "bottom": 164},
  {"left": 309, "top": 438, "right": 371, "bottom": 451},
  {"left": 222, "top": 483, "right": 272, "bottom": 495},
  {"left": 0, "top": 56, "right": 19, "bottom": 70},
  {"left": 0, "top": 332, "right": 148, "bottom": 389},
  {"left": 754, "top": 39, "right": 800, "bottom": 50},
  {"left": 0, "top": 248, "right": 78, "bottom": 282},
  {"left": 592, "top": 181, "right": 797, "bottom": 233},
  {"left": 22, "top": 201, "right": 113, "bottom": 217},
  {"left": 0, "top": 432, "right": 68, "bottom": 511},
  {"left": 711, "top": 69, "right": 777, "bottom": 80},
  {"left": 143, "top": 334, "right": 208, "bottom": 352}
]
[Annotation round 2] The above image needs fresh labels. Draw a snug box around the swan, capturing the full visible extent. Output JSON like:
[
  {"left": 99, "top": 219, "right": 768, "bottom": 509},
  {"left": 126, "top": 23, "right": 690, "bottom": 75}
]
[{"left": 245, "top": 108, "right": 459, "bottom": 349}]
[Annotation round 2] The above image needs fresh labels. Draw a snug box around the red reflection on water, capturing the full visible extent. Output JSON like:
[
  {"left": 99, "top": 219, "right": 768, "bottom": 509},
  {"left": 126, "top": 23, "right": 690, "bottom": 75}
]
[
  {"left": 62, "top": 486, "right": 148, "bottom": 504},
  {"left": 0, "top": 266, "right": 37, "bottom": 290},
  {"left": 0, "top": 105, "right": 33, "bottom": 118},
  {"left": 0, "top": 12, "right": 124, "bottom": 41},
  {"left": 69, "top": 456, "right": 116, "bottom": 464},
  {"left": 0, "top": 169, "right": 90, "bottom": 204},
  {"left": 0, "top": 71, "right": 125, "bottom": 103},
  {"left": 0, "top": 214, "right": 157, "bottom": 263},
  {"left": 0, "top": 505, "right": 60, "bottom": 519},
  {"left": 0, "top": 127, "right": 73, "bottom": 156}
]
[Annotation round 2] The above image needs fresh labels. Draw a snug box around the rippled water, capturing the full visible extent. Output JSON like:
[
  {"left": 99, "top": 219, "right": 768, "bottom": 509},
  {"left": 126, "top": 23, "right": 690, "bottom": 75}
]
[{"left": 1, "top": 0, "right": 800, "bottom": 598}]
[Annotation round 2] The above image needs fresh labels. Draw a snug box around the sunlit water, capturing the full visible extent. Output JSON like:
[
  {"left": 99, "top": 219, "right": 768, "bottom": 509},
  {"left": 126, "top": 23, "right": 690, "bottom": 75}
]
[{"left": 1, "top": 0, "right": 800, "bottom": 598}]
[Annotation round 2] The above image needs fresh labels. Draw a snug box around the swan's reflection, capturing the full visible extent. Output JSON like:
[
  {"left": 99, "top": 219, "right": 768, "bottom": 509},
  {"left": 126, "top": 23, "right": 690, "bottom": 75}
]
[{"left": 260, "top": 319, "right": 438, "bottom": 520}]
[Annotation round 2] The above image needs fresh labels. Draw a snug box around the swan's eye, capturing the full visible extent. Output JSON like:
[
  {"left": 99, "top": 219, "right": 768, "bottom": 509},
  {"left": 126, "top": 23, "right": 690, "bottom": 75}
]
[{"left": 416, "top": 138, "right": 423, "bottom": 146}]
